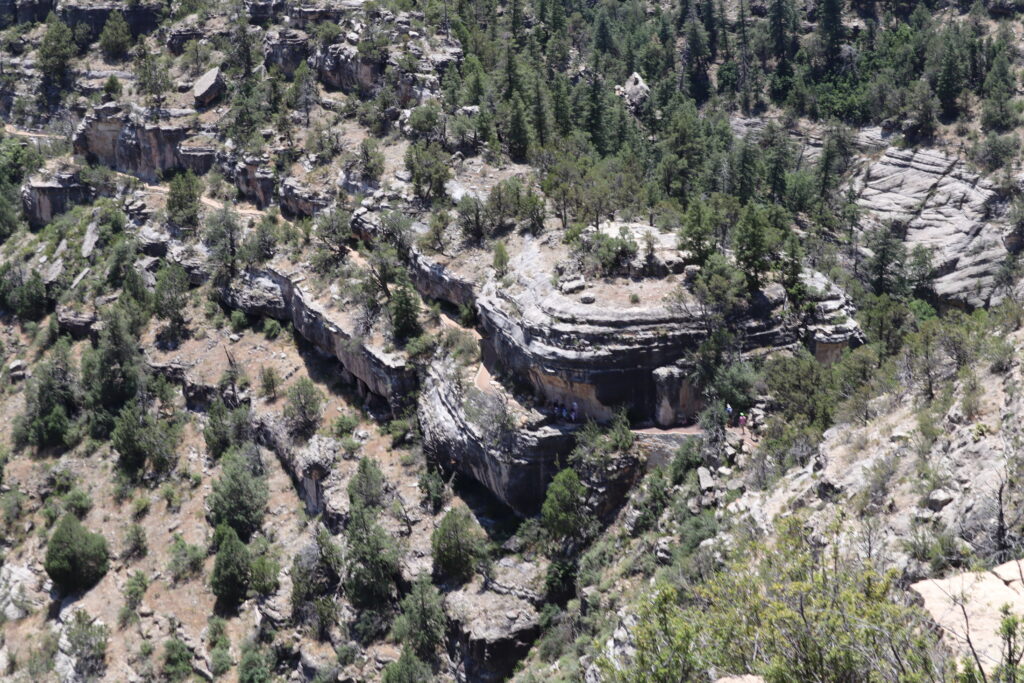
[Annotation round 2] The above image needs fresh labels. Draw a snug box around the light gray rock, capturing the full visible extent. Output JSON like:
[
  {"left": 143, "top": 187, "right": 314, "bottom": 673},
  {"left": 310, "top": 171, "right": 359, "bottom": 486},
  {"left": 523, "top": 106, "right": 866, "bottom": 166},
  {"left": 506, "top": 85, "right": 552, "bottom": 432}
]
[
  {"left": 850, "top": 146, "right": 1010, "bottom": 308},
  {"left": 192, "top": 67, "right": 225, "bottom": 107},
  {"left": 927, "top": 488, "right": 955, "bottom": 512}
]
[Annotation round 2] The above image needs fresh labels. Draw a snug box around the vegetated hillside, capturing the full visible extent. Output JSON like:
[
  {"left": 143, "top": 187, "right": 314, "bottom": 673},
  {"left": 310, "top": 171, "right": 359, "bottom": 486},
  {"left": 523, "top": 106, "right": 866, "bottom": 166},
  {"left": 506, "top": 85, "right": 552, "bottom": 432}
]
[{"left": 0, "top": 0, "right": 1022, "bottom": 678}]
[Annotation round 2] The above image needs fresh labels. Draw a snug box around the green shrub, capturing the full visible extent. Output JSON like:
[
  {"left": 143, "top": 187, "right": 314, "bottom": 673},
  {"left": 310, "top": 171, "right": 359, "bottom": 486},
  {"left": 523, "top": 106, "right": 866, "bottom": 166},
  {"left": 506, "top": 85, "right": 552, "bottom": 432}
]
[
  {"left": 45, "top": 514, "right": 109, "bottom": 593},
  {"left": 122, "top": 523, "right": 147, "bottom": 561},
  {"left": 284, "top": 378, "right": 323, "bottom": 438},
  {"left": 208, "top": 453, "right": 268, "bottom": 540},
  {"left": 162, "top": 637, "right": 192, "bottom": 682},
  {"left": 62, "top": 487, "right": 92, "bottom": 519},
  {"left": 167, "top": 534, "right": 205, "bottom": 582},
  {"left": 230, "top": 310, "right": 248, "bottom": 333},
  {"left": 262, "top": 318, "right": 281, "bottom": 339},
  {"left": 431, "top": 507, "right": 486, "bottom": 585},
  {"left": 348, "top": 456, "right": 385, "bottom": 511},
  {"left": 382, "top": 647, "right": 431, "bottom": 683},
  {"left": 391, "top": 576, "right": 446, "bottom": 662}
]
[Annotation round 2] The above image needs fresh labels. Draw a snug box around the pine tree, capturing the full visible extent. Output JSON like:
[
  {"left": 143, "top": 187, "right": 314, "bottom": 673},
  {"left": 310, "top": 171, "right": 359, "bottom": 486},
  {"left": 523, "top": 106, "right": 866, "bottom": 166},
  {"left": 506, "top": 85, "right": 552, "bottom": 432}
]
[
  {"left": 818, "top": 0, "right": 844, "bottom": 64},
  {"left": 389, "top": 284, "right": 421, "bottom": 343},
  {"left": 392, "top": 576, "right": 447, "bottom": 662},
  {"left": 768, "top": 0, "right": 793, "bottom": 62},
  {"left": 38, "top": 14, "right": 75, "bottom": 83},
  {"left": 733, "top": 204, "right": 774, "bottom": 291},
  {"left": 586, "top": 76, "right": 608, "bottom": 155},
  {"left": 167, "top": 170, "right": 202, "bottom": 229},
  {"left": 208, "top": 453, "right": 269, "bottom": 541},
  {"left": 432, "top": 507, "right": 487, "bottom": 584},
  {"left": 99, "top": 11, "right": 132, "bottom": 60},
  {"left": 593, "top": 11, "right": 615, "bottom": 54},
  {"left": 981, "top": 50, "right": 1017, "bottom": 131},
  {"left": 507, "top": 94, "right": 532, "bottom": 161},
  {"left": 45, "top": 514, "right": 109, "bottom": 592},
  {"left": 348, "top": 456, "right": 386, "bottom": 511},
  {"left": 81, "top": 306, "right": 143, "bottom": 436},
  {"left": 531, "top": 79, "right": 552, "bottom": 149},
  {"left": 153, "top": 263, "right": 189, "bottom": 333},
  {"left": 935, "top": 32, "right": 963, "bottom": 119},
  {"left": 211, "top": 525, "right": 251, "bottom": 606}
]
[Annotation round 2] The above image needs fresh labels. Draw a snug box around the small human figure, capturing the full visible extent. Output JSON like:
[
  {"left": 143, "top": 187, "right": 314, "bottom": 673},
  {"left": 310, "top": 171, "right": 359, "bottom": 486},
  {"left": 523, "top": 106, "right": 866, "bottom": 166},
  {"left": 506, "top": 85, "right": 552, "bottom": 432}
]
[
  {"left": 726, "top": 403, "right": 733, "bottom": 425},
  {"left": 738, "top": 413, "right": 747, "bottom": 433}
]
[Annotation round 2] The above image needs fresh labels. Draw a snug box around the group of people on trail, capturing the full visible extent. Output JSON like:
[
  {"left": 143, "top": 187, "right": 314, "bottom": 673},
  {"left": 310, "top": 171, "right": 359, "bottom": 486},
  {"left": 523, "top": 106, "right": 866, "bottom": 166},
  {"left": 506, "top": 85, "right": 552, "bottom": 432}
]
[
  {"left": 726, "top": 404, "right": 747, "bottom": 432},
  {"left": 546, "top": 399, "right": 580, "bottom": 423}
]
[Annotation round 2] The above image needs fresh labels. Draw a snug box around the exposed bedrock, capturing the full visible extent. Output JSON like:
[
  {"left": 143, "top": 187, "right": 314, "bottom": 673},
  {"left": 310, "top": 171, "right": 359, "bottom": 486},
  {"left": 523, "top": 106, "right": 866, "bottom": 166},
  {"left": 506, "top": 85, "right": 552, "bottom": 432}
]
[
  {"left": 57, "top": 0, "right": 162, "bottom": 41},
  {"left": 418, "top": 360, "right": 576, "bottom": 516},
  {"left": 72, "top": 103, "right": 195, "bottom": 183},
  {"left": 0, "top": 0, "right": 53, "bottom": 27},
  {"left": 472, "top": 242, "right": 862, "bottom": 427},
  {"left": 252, "top": 414, "right": 351, "bottom": 530},
  {"left": 263, "top": 28, "right": 309, "bottom": 79},
  {"left": 311, "top": 43, "right": 385, "bottom": 96},
  {"left": 279, "top": 177, "right": 331, "bottom": 218},
  {"left": 445, "top": 579, "right": 541, "bottom": 683},
  {"left": 20, "top": 169, "right": 93, "bottom": 228},
  {"left": 849, "top": 146, "right": 1011, "bottom": 309},
  {"left": 223, "top": 267, "right": 417, "bottom": 414},
  {"left": 353, "top": 210, "right": 861, "bottom": 428}
]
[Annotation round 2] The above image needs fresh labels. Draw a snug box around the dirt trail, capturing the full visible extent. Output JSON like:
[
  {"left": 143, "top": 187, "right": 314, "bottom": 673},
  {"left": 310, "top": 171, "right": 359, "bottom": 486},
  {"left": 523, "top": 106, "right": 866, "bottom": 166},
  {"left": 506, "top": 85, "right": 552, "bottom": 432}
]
[{"left": 3, "top": 123, "right": 60, "bottom": 139}]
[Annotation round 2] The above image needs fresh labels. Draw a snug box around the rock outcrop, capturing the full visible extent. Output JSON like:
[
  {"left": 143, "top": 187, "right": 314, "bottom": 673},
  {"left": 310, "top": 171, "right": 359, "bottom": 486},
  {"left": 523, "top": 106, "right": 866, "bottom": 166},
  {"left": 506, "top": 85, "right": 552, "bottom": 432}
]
[
  {"left": 224, "top": 267, "right": 417, "bottom": 413},
  {"left": 73, "top": 103, "right": 196, "bottom": 183},
  {"left": 850, "top": 146, "right": 1010, "bottom": 308},
  {"left": 0, "top": 563, "right": 48, "bottom": 621},
  {"left": 312, "top": 42, "right": 385, "bottom": 95},
  {"left": 20, "top": 169, "right": 92, "bottom": 228},
  {"left": 57, "top": 0, "right": 162, "bottom": 40},
  {"left": 445, "top": 579, "right": 541, "bottom": 682},
  {"left": 470, "top": 235, "right": 862, "bottom": 426},
  {"left": 912, "top": 560, "right": 1024, "bottom": 675},
  {"left": 192, "top": 67, "right": 225, "bottom": 107},
  {"left": 263, "top": 28, "right": 309, "bottom": 78},
  {"left": 418, "top": 360, "right": 576, "bottom": 515},
  {"left": 279, "top": 177, "right": 331, "bottom": 218}
]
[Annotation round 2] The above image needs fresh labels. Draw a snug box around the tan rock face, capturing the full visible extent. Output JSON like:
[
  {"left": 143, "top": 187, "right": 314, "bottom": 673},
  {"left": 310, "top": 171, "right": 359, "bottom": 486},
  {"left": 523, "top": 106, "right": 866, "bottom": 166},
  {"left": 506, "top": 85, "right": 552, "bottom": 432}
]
[{"left": 911, "top": 560, "right": 1024, "bottom": 674}]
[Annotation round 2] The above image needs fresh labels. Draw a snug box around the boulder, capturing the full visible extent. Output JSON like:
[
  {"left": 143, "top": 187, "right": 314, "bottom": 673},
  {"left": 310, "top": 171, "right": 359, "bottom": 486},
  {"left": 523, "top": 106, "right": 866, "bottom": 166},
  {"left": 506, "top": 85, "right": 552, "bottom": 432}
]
[
  {"left": 192, "top": 67, "right": 225, "bottom": 107},
  {"left": 7, "top": 359, "right": 26, "bottom": 382},
  {"left": 926, "top": 488, "right": 955, "bottom": 511},
  {"left": 616, "top": 72, "right": 650, "bottom": 111}
]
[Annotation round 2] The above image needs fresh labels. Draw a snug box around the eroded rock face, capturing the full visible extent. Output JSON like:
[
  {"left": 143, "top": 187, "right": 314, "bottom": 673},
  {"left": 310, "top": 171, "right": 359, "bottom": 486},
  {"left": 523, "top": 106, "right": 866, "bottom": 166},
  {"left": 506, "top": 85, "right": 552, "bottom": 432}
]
[
  {"left": 279, "top": 177, "right": 331, "bottom": 218},
  {"left": 20, "top": 169, "right": 92, "bottom": 228},
  {"left": 850, "top": 146, "right": 1009, "bottom": 308},
  {"left": 73, "top": 103, "right": 196, "bottom": 183},
  {"left": 0, "top": 0, "right": 53, "bottom": 26},
  {"left": 445, "top": 580, "right": 541, "bottom": 683},
  {"left": 252, "top": 415, "right": 353, "bottom": 529},
  {"left": 0, "top": 563, "right": 48, "bottom": 621},
  {"left": 312, "top": 42, "right": 385, "bottom": 95},
  {"left": 418, "top": 361, "right": 576, "bottom": 515},
  {"left": 230, "top": 155, "right": 276, "bottom": 208},
  {"left": 263, "top": 28, "right": 309, "bottom": 78},
  {"left": 224, "top": 268, "right": 417, "bottom": 413},
  {"left": 57, "top": 0, "right": 162, "bottom": 41},
  {"left": 470, "top": 237, "right": 862, "bottom": 426}
]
